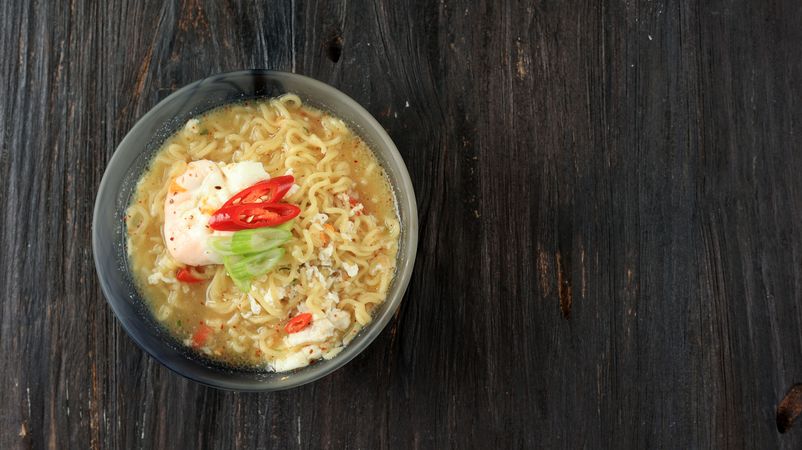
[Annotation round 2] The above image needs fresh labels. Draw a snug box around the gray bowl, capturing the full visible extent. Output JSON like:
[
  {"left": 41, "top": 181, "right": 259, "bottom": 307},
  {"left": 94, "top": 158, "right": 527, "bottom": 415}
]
[{"left": 92, "top": 71, "right": 418, "bottom": 391}]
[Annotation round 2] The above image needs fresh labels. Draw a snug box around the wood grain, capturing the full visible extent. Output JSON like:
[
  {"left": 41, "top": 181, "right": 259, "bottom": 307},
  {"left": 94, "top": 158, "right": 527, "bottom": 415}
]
[{"left": 3, "top": 0, "right": 802, "bottom": 448}]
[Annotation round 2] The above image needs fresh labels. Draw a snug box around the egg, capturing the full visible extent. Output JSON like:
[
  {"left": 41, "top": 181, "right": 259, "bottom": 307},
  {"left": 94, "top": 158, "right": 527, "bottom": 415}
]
[{"left": 163, "top": 160, "right": 269, "bottom": 266}]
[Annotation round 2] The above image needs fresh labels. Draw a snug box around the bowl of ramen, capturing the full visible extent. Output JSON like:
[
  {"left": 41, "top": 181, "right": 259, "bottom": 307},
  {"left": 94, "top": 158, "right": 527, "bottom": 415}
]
[{"left": 92, "top": 71, "right": 418, "bottom": 390}]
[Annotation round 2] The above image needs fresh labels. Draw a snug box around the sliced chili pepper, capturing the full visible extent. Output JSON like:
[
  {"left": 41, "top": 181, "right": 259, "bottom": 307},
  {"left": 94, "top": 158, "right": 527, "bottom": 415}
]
[
  {"left": 176, "top": 267, "right": 204, "bottom": 283},
  {"left": 192, "top": 324, "right": 214, "bottom": 347},
  {"left": 349, "top": 197, "right": 364, "bottom": 216},
  {"left": 209, "top": 203, "right": 300, "bottom": 231},
  {"left": 285, "top": 313, "right": 313, "bottom": 334},
  {"left": 222, "top": 176, "right": 295, "bottom": 208}
]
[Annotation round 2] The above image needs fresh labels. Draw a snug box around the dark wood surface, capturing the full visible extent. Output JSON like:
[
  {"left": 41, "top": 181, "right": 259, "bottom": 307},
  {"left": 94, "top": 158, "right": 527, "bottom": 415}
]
[{"left": 3, "top": 0, "right": 802, "bottom": 448}]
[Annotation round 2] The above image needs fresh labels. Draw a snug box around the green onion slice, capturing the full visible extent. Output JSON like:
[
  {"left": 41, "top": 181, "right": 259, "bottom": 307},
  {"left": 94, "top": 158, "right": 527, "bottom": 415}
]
[
  {"left": 230, "top": 228, "right": 291, "bottom": 255},
  {"left": 208, "top": 236, "right": 237, "bottom": 256},
  {"left": 275, "top": 220, "right": 294, "bottom": 232},
  {"left": 224, "top": 248, "right": 285, "bottom": 292},
  {"left": 208, "top": 226, "right": 292, "bottom": 257}
]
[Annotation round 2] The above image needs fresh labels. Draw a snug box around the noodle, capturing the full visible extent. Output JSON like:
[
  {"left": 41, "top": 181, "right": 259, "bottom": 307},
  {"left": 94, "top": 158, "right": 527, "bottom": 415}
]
[{"left": 126, "top": 94, "right": 399, "bottom": 370}]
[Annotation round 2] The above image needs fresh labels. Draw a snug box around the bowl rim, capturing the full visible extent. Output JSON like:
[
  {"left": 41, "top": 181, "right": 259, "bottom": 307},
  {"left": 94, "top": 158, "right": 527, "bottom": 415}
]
[{"left": 92, "top": 70, "right": 419, "bottom": 391}]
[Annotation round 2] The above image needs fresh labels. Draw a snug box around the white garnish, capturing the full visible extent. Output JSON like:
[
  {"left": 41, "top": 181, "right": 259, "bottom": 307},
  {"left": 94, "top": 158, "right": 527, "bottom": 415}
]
[
  {"left": 319, "top": 244, "right": 334, "bottom": 266},
  {"left": 340, "top": 221, "right": 356, "bottom": 241},
  {"left": 327, "top": 308, "right": 350, "bottom": 329},
  {"left": 342, "top": 262, "right": 359, "bottom": 277},
  {"left": 324, "top": 291, "right": 340, "bottom": 305},
  {"left": 249, "top": 295, "right": 262, "bottom": 314},
  {"left": 349, "top": 203, "right": 364, "bottom": 217},
  {"left": 184, "top": 118, "right": 200, "bottom": 134}
]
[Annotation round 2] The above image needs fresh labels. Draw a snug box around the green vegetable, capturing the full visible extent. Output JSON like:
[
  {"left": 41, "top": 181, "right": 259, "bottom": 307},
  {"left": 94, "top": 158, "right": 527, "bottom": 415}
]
[
  {"left": 230, "top": 228, "right": 291, "bottom": 255},
  {"left": 208, "top": 236, "right": 237, "bottom": 256},
  {"left": 276, "top": 220, "right": 294, "bottom": 232},
  {"left": 224, "top": 248, "right": 285, "bottom": 292},
  {"left": 209, "top": 224, "right": 293, "bottom": 292},
  {"left": 209, "top": 225, "right": 292, "bottom": 257}
]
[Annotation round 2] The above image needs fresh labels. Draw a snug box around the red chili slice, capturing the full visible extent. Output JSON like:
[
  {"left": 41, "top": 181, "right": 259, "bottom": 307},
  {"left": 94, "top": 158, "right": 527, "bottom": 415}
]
[
  {"left": 192, "top": 324, "right": 214, "bottom": 347},
  {"left": 285, "top": 313, "right": 313, "bottom": 334},
  {"left": 222, "top": 176, "right": 295, "bottom": 208},
  {"left": 209, "top": 203, "right": 301, "bottom": 231},
  {"left": 176, "top": 267, "right": 204, "bottom": 283}
]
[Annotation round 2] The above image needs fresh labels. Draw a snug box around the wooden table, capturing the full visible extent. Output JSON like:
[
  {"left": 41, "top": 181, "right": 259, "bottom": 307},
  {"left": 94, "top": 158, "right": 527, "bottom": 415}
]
[{"left": 3, "top": 0, "right": 802, "bottom": 448}]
